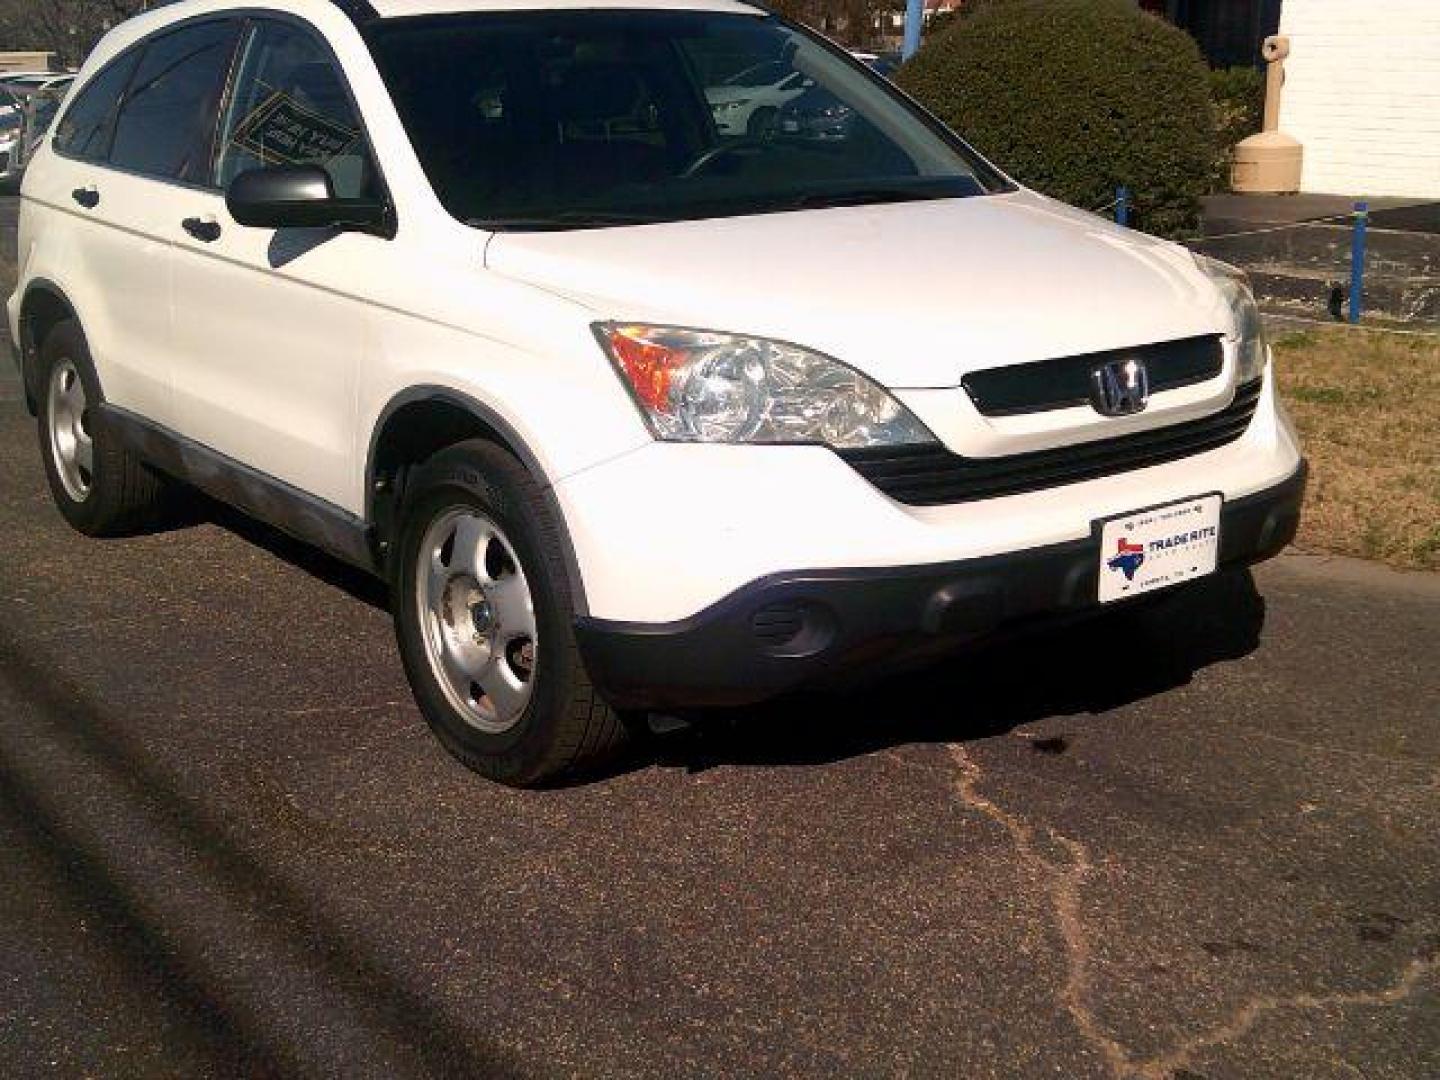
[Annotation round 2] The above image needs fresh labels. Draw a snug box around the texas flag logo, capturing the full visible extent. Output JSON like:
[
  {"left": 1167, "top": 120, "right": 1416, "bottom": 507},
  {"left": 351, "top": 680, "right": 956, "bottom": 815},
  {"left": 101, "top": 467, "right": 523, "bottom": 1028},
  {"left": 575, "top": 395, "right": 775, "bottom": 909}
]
[{"left": 1107, "top": 537, "right": 1146, "bottom": 581}]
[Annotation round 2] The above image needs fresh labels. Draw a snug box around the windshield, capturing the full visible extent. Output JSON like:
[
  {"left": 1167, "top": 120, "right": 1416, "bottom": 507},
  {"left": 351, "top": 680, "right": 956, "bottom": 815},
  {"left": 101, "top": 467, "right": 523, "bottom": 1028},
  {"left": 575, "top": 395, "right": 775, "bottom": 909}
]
[{"left": 366, "top": 11, "right": 1007, "bottom": 230}]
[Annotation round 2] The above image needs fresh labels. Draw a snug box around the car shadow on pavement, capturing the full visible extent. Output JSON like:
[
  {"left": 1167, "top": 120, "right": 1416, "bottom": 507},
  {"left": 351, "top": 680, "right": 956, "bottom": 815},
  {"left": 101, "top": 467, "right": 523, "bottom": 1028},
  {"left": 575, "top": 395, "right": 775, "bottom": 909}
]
[
  {"left": 201, "top": 497, "right": 1266, "bottom": 782},
  {"left": 643, "top": 568, "right": 1267, "bottom": 776},
  {"left": 198, "top": 497, "right": 392, "bottom": 609}
]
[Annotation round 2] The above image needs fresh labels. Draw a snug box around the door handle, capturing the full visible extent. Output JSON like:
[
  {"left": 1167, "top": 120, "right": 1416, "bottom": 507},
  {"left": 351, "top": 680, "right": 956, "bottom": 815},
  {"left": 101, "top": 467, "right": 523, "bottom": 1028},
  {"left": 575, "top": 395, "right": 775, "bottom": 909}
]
[
  {"left": 182, "top": 216, "right": 222, "bottom": 243},
  {"left": 71, "top": 186, "right": 99, "bottom": 209}
]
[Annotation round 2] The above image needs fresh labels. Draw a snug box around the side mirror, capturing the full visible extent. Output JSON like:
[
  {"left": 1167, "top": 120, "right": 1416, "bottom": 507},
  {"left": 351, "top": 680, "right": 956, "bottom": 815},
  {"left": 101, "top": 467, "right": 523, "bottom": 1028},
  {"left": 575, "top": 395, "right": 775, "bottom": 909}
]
[{"left": 226, "top": 164, "right": 391, "bottom": 233}]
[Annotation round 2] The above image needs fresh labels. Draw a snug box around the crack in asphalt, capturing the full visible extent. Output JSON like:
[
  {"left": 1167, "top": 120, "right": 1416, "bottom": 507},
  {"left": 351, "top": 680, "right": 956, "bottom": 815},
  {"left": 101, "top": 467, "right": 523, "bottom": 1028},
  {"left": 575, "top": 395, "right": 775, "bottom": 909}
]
[
  {"left": 945, "top": 744, "right": 1131, "bottom": 1075},
  {"left": 1139, "top": 956, "right": 1439, "bottom": 1078},
  {"left": 945, "top": 743, "right": 1440, "bottom": 1079}
]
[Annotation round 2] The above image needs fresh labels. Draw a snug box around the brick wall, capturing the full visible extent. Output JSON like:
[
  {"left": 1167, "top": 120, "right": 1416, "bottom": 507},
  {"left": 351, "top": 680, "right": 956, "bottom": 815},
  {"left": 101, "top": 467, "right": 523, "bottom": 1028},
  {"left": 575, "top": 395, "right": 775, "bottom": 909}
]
[{"left": 1277, "top": 0, "right": 1440, "bottom": 198}]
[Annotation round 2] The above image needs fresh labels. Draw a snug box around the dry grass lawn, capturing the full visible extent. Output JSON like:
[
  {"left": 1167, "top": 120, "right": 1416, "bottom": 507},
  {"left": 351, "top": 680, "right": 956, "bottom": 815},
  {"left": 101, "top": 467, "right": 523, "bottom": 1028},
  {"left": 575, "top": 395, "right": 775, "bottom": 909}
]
[{"left": 1273, "top": 325, "right": 1439, "bottom": 570}]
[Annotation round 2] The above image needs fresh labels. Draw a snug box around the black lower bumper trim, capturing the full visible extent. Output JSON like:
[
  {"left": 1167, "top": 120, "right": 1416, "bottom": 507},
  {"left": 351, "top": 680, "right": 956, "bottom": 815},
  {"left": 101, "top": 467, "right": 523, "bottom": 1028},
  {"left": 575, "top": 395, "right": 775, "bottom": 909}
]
[{"left": 575, "top": 462, "right": 1308, "bottom": 710}]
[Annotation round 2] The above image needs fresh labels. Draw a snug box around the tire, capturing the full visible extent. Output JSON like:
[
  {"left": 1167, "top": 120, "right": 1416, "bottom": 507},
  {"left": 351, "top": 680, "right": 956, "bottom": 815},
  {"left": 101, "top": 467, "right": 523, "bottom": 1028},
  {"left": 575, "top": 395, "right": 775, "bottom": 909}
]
[
  {"left": 392, "top": 439, "right": 628, "bottom": 787},
  {"left": 36, "top": 318, "right": 167, "bottom": 536}
]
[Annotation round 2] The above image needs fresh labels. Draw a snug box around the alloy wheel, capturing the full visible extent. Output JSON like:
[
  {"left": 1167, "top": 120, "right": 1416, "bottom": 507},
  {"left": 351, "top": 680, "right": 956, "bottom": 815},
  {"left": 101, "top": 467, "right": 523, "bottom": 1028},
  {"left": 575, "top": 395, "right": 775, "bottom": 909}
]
[
  {"left": 415, "top": 507, "right": 538, "bottom": 734},
  {"left": 46, "top": 357, "right": 93, "bottom": 502}
]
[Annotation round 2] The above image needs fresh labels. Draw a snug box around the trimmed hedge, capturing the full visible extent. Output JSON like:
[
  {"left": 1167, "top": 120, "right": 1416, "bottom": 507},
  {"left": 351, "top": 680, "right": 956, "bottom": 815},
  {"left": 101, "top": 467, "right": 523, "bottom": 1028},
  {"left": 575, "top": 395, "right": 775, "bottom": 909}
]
[
  {"left": 1210, "top": 66, "right": 1265, "bottom": 190},
  {"left": 898, "top": 0, "right": 1216, "bottom": 237}
]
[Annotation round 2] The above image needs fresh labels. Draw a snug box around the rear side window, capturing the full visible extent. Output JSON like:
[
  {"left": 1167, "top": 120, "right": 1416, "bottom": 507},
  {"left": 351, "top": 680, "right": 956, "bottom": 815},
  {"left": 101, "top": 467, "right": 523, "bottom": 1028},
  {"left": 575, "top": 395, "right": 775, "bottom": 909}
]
[
  {"left": 53, "top": 52, "right": 140, "bottom": 161},
  {"left": 214, "top": 20, "right": 379, "bottom": 199},
  {"left": 110, "top": 19, "right": 240, "bottom": 184}
]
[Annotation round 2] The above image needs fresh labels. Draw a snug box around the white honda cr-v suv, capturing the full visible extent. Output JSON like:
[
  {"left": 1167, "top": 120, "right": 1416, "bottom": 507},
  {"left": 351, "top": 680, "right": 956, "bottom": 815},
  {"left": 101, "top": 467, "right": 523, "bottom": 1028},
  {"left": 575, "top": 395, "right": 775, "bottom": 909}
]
[{"left": 8, "top": 0, "right": 1305, "bottom": 785}]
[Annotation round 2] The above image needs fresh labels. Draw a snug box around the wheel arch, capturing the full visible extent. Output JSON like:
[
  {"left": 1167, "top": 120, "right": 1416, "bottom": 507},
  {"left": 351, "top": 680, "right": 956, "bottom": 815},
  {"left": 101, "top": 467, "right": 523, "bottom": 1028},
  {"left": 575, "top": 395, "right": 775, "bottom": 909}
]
[
  {"left": 17, "top": 278, "right": 90, "bottom": 415},
  {"left": 365, "top": 386, "right": 589, "bottom": 614}
]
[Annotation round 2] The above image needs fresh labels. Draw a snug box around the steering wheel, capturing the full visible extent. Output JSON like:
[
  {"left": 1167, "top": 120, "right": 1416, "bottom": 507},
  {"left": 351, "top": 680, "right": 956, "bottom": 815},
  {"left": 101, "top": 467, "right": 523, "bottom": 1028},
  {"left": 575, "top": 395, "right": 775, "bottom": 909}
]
[{"left": 680, "top": 139, "right": 772, "bottom": 179}]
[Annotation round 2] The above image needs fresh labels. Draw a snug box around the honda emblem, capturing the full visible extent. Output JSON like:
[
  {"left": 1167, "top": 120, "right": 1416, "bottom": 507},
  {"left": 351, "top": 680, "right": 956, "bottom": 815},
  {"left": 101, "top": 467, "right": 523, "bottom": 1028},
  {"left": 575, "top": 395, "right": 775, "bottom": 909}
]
[{"left": 1089, "top": 357, "right": 1150, "bottom": 417}]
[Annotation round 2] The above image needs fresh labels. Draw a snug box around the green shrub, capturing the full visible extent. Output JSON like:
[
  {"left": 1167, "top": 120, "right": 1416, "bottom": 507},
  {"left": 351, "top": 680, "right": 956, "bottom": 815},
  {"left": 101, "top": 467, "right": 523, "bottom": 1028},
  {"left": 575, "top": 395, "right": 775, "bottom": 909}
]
[
  {"left": 1209, "top": 66, "right": 1265, "bottom": 190},
  {"left": 897, "top": 0, "right": 1216, "bottom": 237},
  {"left": 925, "top": 10, "right": 960, "bottom": 38}
]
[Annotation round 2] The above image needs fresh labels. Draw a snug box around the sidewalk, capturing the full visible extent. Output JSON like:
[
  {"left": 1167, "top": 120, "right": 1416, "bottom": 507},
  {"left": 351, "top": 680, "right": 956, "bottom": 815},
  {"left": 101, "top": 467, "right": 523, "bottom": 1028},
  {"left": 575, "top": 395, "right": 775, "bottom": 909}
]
[
  {"left": 1194, "top": 194, "right": 1440, "bottom": 324},
  {"left": 1203, "top": 193, "right": 1440, "bottom": 236}
]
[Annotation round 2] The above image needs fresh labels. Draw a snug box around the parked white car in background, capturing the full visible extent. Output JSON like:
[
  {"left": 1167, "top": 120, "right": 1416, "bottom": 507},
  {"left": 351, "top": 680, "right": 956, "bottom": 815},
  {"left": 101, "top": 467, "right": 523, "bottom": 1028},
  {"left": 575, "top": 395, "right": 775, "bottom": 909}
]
[
  {"left": 0, "top": 110, "right": 21, "bottom": 186},
  {"left": 8, "top": 0, "right": 1305, "bottom": 786},
  {"left": 0, "top": 74, "right": 74, "bottom": 186},
  {"left": 704, "top": 59, "right": 811, "bottom": 136}
]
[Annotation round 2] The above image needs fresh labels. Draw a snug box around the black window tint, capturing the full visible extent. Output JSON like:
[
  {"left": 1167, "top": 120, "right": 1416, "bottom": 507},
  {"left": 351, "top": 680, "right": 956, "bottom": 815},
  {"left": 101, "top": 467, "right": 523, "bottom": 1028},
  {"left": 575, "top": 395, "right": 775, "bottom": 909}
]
[
  {"left": 54, "top": 52, "right": 139, "bottom": 161},
  {"left": 215, "top": 20, "right": 377, "bottom": 199},
  {"left": 368, "top": 12, "right": 1002, "bottom": 230},
  {"left": 111, "top": 20, "right": 239, "bottom": 183}
]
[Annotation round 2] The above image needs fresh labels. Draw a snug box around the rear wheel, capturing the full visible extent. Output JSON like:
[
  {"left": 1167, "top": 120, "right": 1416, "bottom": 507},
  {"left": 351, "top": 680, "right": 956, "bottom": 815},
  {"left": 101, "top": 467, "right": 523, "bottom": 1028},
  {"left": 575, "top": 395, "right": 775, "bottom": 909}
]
[
  {"left": 392, "top": 440, "right": 628, "bottom": 786},
  {"left": 36, "top": 319, "right": 166, "bottom": 535}
]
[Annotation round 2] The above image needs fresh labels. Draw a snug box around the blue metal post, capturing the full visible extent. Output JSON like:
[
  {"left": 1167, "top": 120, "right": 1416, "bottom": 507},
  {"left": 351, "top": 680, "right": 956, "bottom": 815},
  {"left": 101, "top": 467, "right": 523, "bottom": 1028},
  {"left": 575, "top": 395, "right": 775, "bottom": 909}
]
[
  {"left": 1349, "top": 200, "right": 1368, "bottom": 324},
  {"left": 903, "top": 0, "right": 924, "bottom": 61},
  {"left": 1115, "top": 186, "right": 1130, "bottom": 227}
]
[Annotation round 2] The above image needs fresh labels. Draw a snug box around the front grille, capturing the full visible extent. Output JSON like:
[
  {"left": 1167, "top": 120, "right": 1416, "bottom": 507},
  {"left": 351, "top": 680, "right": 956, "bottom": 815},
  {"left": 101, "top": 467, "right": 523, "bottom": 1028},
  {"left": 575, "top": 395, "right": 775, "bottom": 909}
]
[
  {"left": 841, "top": 378, "right": 1263, "bottom": 506},
  {"left": 961, "top": 335, "right": 1223, "bottom": 416}
]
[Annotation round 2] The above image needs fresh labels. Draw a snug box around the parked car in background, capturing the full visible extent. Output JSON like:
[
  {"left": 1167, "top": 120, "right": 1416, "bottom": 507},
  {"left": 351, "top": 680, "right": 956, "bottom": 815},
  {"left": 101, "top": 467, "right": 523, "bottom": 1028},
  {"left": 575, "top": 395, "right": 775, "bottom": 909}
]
[
  {"left": 705, "top": 60, "right": 811, "bottom": 137},
  {"left": 0, "top": 72, "right": 72, "bottom": 98},
  {"left": 1, "top": 75, "right": 74, "bottom": 185},
  {"left": 775, "top": 51, "right": 896, "bottom": 142},
  {"left": 777, "top": 82, "right": 861, "bottom": 143},
  {"left": 23, "top": 78, "right": 73, "bottom": 149},
  {"left": 0, "top": 108, "right": 22, "bottom": 188}
]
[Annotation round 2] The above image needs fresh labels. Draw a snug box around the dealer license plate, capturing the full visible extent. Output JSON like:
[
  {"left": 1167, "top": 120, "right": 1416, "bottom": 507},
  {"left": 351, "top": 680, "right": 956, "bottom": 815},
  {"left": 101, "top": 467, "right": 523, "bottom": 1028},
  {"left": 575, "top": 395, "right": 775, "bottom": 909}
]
[{"left": 1097, "top": 495, "right": 1222, "bottom": 604}]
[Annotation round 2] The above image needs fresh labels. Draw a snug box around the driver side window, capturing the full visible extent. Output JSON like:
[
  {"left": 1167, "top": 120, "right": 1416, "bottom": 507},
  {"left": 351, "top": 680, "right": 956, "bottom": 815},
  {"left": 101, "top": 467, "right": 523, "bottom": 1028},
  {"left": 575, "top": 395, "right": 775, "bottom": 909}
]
[{"left": 214, "top": 19, "right": 378, "bottom": 199}]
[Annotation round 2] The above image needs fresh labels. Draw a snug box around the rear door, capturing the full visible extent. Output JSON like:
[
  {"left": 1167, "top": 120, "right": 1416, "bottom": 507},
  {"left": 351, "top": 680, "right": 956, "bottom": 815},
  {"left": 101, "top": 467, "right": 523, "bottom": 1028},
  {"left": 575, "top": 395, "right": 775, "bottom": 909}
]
[
  {"left": 24, "top": 33, "right": 216, "bottom": 425},
  {"left": 165, "top": 16, "right": 383, "bottom": 509}
]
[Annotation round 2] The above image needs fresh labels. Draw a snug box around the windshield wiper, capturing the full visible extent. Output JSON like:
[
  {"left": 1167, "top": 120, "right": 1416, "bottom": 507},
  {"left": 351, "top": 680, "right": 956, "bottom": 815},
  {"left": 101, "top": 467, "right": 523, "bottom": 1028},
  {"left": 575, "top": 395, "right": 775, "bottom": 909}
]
[
  {"left": 786, "top": 187, "right": 956, "bottom": 211},
  {"left": 469, "top": 209, "right": 664, "bottom": 231},
  {"left": 466, "top": 186, "right": 968, "bottom": 231}
]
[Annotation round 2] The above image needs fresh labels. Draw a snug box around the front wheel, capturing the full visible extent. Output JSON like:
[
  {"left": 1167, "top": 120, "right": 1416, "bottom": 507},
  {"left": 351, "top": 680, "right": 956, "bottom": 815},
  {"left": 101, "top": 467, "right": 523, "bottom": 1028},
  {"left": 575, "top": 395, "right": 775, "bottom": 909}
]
[{"left": 391, "top": 440, "right": 628, "bottom": 786}]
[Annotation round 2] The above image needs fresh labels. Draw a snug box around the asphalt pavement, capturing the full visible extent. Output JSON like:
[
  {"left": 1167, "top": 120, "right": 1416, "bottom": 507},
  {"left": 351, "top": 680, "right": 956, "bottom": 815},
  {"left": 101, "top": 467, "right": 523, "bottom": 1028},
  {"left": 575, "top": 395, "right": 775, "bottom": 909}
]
[{"left": 1, "top": 194, "right": 1438, "bottom": 1079}]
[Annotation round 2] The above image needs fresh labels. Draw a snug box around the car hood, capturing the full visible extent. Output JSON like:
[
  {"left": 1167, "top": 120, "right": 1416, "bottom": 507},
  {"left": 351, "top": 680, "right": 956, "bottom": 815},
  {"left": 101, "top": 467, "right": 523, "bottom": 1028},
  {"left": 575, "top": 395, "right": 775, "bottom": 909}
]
[{"left": 484, "top": 189, "right": 1229, "bottom": 389}]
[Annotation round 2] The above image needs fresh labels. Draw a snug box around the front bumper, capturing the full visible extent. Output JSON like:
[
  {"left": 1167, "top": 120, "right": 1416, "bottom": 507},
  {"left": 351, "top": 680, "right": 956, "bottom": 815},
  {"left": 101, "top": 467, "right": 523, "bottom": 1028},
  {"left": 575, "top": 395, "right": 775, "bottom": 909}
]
[{"left": 576, "top": 460, "right": 1307, "bottom": 709}]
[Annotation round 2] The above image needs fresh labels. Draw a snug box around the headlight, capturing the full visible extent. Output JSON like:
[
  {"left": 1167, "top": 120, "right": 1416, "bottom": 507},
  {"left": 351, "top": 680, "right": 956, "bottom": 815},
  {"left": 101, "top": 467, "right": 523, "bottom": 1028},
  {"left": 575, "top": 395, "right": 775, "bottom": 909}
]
[
  {"left": 711, "top": 99, "right": 749, "bottom": 114},
  {"left": 596, "top": 324, "right": 936, "bottom": 448},
  {"left": 1194, "top": 253, "right": 1267, "bottom": 383}
]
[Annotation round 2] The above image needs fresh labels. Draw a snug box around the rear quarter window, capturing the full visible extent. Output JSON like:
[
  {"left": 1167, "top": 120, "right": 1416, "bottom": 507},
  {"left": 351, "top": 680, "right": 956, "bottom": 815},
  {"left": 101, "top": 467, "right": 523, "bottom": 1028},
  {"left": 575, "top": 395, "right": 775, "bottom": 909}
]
[{"left": 53, "top": 52, "right": 140, "bottom": 161}]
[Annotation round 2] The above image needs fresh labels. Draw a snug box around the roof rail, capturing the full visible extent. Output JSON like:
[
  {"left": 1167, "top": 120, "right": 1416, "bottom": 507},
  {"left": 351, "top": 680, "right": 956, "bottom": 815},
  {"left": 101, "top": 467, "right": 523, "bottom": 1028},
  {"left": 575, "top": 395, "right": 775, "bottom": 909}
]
[{"left": 330, "top": 0, "right": 380, "bottom": 24}]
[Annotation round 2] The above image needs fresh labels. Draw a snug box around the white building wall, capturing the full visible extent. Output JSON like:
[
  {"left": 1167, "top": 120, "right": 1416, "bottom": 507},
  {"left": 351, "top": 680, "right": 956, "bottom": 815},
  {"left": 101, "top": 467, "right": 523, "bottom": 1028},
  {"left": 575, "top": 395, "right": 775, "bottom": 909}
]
[{"left": 1277, "top": 0, "right": 1440, "bottom": 198}]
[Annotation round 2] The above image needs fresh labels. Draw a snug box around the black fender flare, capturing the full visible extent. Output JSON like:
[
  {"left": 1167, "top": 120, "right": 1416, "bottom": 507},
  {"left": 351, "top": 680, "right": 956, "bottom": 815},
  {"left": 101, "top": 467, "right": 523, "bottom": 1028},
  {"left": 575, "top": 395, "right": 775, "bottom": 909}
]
[
  {"left": 365, "top": 386, "right": 590, "bottom": 615},
  {"left": 16, "top": 278, "right": 96, "bottom": 411}
]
